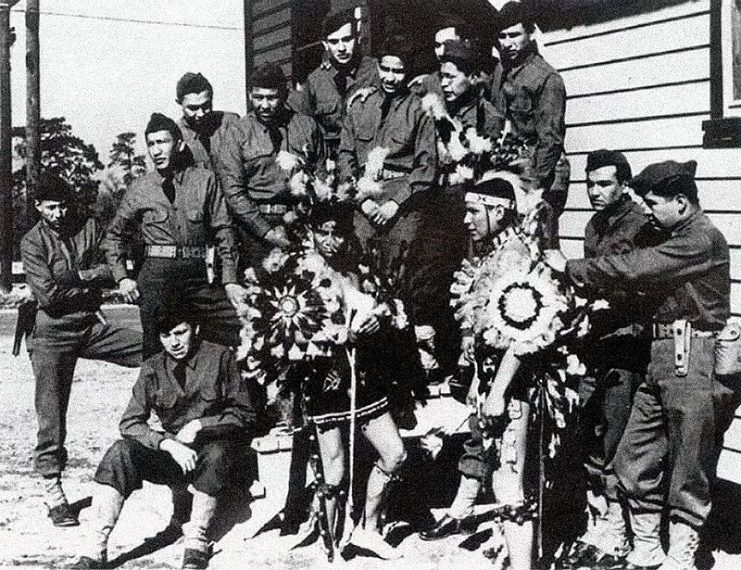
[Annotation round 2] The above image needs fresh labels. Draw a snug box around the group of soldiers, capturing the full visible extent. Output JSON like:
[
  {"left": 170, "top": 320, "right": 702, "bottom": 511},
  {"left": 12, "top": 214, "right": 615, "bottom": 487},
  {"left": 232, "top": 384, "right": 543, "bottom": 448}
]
[{"left": 17, "top": 1, "right": 740, "bottom": 569}]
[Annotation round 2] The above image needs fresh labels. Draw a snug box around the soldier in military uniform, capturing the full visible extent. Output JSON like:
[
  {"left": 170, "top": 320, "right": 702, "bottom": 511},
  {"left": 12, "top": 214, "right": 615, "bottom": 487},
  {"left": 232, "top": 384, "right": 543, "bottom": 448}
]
[
  {"left": 288, "top": 9, "right": 378, "bottom": 156},
  {"left": 336, "top": 35, "right": 437, "bottom": 299},
  {"left": 548, "top": 160, "right": 738, "bottom": 570},
  {"left": 176, "top": 72, "right": 240, "bottom": 171},
  {"left": 104, "top": 113, "right": 245, "bottom": 359},
  {"left": 218, "top": 63, "right": 326, "bottom": 267},
  {"left": 21, "top": 174, "right": 142, "bottom": 527},
  {"left": 494, "top": 1, "right": 569, "bottom": 229},
  {"left": 407, "top": 39, "right": 504, "bottom": 383},
  {"left": 560, "top": 151, "right": 652, "bottom": 569}
]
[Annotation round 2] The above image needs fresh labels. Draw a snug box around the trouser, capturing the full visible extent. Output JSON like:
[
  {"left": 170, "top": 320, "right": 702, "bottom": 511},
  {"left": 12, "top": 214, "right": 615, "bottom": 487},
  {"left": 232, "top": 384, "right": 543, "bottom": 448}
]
[
  {"left": 137, "top": 258, "right": 241, "bottom": 358},
  {"left": 94, "top": 438, "right": 249, "bottom": 498},
  {"left": 579, "top": 366, "right": 643, "bottom": 501},
  {"left": 458, "top": 414, "right": 489, "bottom": 481},
  {"left": 29, "top": 311, "right": 142, "bottom": 476},
  {"left": 614, "top": 337, "right": 740, "bottom": 528},
  {"left": 404, "top": 184, "right": 468, "bottom": 374},
  {"left": 354, "top": 207, "right": 422, "bottom": 291}
]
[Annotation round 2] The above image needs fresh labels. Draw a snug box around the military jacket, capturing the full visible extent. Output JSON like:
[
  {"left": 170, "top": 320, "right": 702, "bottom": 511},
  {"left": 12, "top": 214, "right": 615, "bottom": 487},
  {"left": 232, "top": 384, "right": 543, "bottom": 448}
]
[
  {"left": 218, "top": 108, "right": 325, "bottom": 238},
  {"left": 104, "top": 165, "right": 239, "bottom": 284},
  {"left": 22, "top": 217, "right": 112, "bottom": 317},
  {"left": 120, "top": 340, "right": 255, "bottom": 449},
  {"left": 501, "top": 45, "right": 566, "bottom": 189},
  {"left": 568, "top": 210, "right": 730, "bottom": 330},
  {"left": 178, "top": 110, "right": 240, "bottom": 171},
  {"left": 337, "top": 88, "right": 437, "bottom": 207}
]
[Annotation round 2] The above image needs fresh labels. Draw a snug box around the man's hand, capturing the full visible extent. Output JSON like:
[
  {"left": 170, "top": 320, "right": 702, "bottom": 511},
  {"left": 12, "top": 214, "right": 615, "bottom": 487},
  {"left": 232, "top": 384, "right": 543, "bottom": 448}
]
[
  {"left": 361, "top": 199, "right": 379, "bottom": 220},
  {"left": 264, "top": 226, "right": 291, "bottom": 248},
  {"left": 349, "top": 312, "right": 380, "bottom": 343},
  {"left": 176, "top": 419, "right": 203, "bottom": 445},
  {"left": 482, "top": 390, "right": 506, "bottom": 419},
  {"left": 374, "top": 201, "right": 399, "bottom": 225},
  {"left": 224, "top": 283, "right": 249, "bottom": 308},
  {"left": 118, "top": 278, "right": 140, "bottom": 304},
  {"left": 544, "top": 249, "right": 567, "bottom": 273},
  {"left": 160, "top": 438, "right": 198, "bottom": 474}
]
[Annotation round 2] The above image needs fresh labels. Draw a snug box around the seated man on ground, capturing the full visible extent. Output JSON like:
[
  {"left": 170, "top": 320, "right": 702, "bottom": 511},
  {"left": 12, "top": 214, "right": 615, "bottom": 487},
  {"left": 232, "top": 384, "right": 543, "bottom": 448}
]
[{"left": 72, "top": 305, "right": 256, "bottom": 570}]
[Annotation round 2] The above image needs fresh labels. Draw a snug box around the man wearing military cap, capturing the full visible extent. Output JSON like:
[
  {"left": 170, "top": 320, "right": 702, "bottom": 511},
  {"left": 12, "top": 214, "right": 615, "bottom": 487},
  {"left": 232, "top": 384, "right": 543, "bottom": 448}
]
[
  {"left": 288, "top": 9, "right": 378, "bottom": 156},
  {"left": 219, "top": 62, "right": 326, "bottom": 267},
  {"left": 548, "top": 160, "right": 738, "bottom": 570},
  {"left": 560, "top": 150, "right": 652, "bottom": 569},
  {"left": 494, "top": 0, "right": 569, "bottom": 229},
  {"left": 104, "top": 113, "right": 245, "bottom": 358},
  {"left": 21, "top": 174, "right": 142, "bottom": 527},
  {"left": 176, "top": 72, "right": 240, "bottom": 172},
  {"left": 406, "top": 38, "right": 504, "bottom": 384}
]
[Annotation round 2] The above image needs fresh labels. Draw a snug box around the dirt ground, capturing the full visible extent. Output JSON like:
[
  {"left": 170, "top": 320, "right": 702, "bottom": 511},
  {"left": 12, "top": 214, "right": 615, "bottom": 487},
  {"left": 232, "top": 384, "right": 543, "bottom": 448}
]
[{"left": 1, "top": 306, "right": 741, "bottom": 569}]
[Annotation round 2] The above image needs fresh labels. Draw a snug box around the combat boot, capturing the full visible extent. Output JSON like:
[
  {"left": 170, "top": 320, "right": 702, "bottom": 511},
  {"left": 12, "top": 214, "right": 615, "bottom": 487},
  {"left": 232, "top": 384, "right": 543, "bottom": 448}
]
[
  {"left": 71, "top": 485, "right": 125, "bottom": 568},
  {"left": 182, "top": 490, "right": 217, "bottom": 569},
  {"left": 658, "top": 520, "right": 699, "bottom": 570}
]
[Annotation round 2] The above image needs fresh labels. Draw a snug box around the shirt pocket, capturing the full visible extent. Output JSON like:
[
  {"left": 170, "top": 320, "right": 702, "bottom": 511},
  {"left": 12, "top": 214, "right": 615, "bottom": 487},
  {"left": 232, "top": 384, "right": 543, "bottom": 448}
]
[
  {"left": 154, "top": 388, "right": 178, "bottom": 412},
  {"left": 143, "top": 208, "right": 169, "bottom": 225}
]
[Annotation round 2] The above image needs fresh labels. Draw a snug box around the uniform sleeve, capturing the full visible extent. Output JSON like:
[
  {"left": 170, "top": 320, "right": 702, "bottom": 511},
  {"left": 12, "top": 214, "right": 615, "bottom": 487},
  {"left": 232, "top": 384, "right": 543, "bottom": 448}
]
[
  {"left": 21, "top": 234, "right": 78, "bottom": 310},
  {"left": 78, "top": 220, "right": 114, "bottom": 286},
  {"left": 336, "top": 107, "right": 361, "bottom": 185},
  {"left": 215, "top": 122, "right": 274, "bottom": 239},
  {"left": 567, "top": 231, "right": 718, "bottom": 292},
  {"left": 198, "top": 349, "right": 257, "bottom": 435},
  {"left": 386, "top": 106, "right": 438, "bottom": 205},
  {"left": 120, "top": 365, "right": 168, "bottom": 449},
  {"left": 103, "top": 187, "right": 142, "bottom": 283},
  {"left": 205, "top": 172, "right": 240, "bottom": 284},
  {"left": 532, "top": 73, "right": 566, "bottom": 189}
]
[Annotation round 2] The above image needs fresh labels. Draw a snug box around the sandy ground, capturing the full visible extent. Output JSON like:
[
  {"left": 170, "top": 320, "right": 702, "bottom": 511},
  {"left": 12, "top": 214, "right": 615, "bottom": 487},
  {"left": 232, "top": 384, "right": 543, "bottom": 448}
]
[{"left": 1, "top": 306, "right": 741, "bottom": 569}]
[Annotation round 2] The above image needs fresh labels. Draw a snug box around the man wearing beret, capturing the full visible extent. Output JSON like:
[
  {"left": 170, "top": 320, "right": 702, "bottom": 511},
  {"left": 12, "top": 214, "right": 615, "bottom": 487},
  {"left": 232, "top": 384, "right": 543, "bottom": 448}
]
[
  {"left": 494, "top": 1, "right": 569, "bottom": 230},
  {"left": 407, "top": 38, "right": 504, "bottom": 384},
  {"left": 548, "top": 160, "right": 737, "bottom": 570},
  {"left": 337, "top": 35, "right": 437, "bottom": 297},
  {"left": 176, "top": 72, "right": 240, "bottom": 172},
  {"left": 560, "top": 151, "right": 652, "bottom": 569},
  {"left": 21, "top": 174, "right": 142, "bottom": 527},
  {"left": 104, "top": 113, "right": 245, "bottom": 358},
  {"left": 288, "top": 9, "right": 378, "bottom": 156},
  {"left": 219, "top": 63, "right": 326, "bottom": 267}
]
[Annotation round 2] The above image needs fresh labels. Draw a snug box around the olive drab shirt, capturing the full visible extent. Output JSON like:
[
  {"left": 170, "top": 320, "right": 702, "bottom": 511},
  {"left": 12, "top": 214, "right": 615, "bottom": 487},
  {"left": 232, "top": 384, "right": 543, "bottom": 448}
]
[
  {"left": 289, "top": 55, "right": 379, "bottom": 146},
  {"left": 500, "top": 44, "right": 566, "bottom": 189},
  {"left": 103, "top": 166, "right": 240, "bottom": 284},
  {"left": 568, "top": 210, "right": 730, "bottom": 330},
  {"left": 120, "top": 340, "right": 256, "bottom": 449},
  {"left": 337, "top": 87, "right": 438, "bottom": 207},
  {"left": 22, "top": 217, "right": 113, "bottom": 317},
  {"left": 178, "top": 111, "right": 240, "bottom": 171},
  {"left": 217, "top": 108, "right": 325, "bottom": 239}
]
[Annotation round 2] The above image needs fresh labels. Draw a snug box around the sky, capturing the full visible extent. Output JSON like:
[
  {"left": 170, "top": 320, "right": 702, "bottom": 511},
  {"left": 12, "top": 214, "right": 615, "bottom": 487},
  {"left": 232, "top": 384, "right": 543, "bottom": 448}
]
[{"left": 8, "top": 0, "right": 246, "bottom": 162}]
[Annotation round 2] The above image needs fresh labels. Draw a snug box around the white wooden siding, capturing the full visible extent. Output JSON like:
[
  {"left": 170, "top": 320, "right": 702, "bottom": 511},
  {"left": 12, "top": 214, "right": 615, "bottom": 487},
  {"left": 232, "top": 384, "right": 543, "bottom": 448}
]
[{"left": 542, "top": 0, "right": 741, "bottom": 483}]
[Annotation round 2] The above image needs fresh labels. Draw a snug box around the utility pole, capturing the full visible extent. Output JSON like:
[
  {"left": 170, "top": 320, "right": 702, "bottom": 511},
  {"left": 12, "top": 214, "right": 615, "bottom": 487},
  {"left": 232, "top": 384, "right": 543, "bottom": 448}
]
[
  {"left": 0, "top": 0, "right": 18, "bottom": 294},
  {"left": 26, "top": 0, "right": 40, "bottom": 223}
]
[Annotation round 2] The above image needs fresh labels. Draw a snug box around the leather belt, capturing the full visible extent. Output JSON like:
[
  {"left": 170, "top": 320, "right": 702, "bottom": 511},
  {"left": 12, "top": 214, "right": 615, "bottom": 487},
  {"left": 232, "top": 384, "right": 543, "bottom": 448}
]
[
  {"left": 258, "top": 204, "right": 288, "bottom": 215},
  {"left": 652, "top": 322, "right": 717, "bottom": 340},
  {"left": 144, "top": 245, "right": 206, "bottom": 259}
]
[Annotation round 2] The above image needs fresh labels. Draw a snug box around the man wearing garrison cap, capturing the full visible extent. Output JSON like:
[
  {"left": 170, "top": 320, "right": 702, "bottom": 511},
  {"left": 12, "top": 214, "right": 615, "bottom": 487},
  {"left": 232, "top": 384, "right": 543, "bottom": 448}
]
[
  {"left": 104, "top": 113, "right": 246, "bottom": 359},
  {"left": 561, "top": 150, "right": 653, "bottom": 569},
  {"left": 548, "top": 160, "right": 737, "bottom": 570},
  {"left": 494, "top": 1, "right": 569, "bottom": 229},
  {"left": 176, "top": 72, "right": 240, "bottom": 171},
  {"left": 219, "top": 62, "right": 325, "bottom": 267},
  {"left": 288, "top": 9, "right": 378, "bottom": 155},
  {"left": 406, "top": 38, "right": 504, "bottom": 384},
  {"left": 21, "top": 174, "right": 142, "bottom": 527}
]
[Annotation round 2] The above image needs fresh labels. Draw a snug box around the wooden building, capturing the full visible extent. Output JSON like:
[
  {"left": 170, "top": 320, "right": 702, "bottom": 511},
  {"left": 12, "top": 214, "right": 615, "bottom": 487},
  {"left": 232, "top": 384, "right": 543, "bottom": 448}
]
[{"left": 243, "top": 0, "right": 741, "bottom": 483}]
